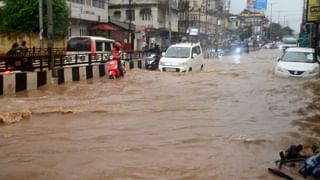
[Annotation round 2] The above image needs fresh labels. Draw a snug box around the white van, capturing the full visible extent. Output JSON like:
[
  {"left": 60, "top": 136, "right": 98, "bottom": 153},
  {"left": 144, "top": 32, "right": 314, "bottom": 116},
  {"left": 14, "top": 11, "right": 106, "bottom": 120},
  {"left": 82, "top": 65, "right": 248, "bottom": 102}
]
[
  {"left": 66, "top": 36, "right": 114, "bottom": 63},
  {"left": 159, "top": 43, "right": 204, "bottom": 72}
]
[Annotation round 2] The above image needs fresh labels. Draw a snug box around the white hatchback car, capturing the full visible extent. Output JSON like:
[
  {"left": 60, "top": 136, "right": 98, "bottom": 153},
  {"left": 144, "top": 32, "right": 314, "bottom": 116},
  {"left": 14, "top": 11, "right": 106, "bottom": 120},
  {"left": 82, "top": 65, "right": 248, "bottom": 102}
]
[
  {"left": 275, "top": 47, "right": 320, "bottom": 78},
  {"left": 159, "top": 43, "right": 204, "bottom": 72}
]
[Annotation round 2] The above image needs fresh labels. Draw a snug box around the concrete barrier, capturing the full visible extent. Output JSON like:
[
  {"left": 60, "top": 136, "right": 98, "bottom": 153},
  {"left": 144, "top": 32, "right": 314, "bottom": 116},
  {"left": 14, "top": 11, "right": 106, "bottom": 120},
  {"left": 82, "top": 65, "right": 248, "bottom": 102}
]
[{"left": 0, "top": 60, "right": 144, "bottom": 95}]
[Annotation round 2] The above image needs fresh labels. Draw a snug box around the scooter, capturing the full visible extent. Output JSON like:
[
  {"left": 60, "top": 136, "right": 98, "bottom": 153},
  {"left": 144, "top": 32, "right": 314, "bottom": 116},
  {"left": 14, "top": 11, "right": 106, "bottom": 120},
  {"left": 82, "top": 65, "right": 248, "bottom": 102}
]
[
  {"left": 108, "top": 56, "right": 126, "bottom": 79},
  {"left": 144, "top": 53, "right": 160, "bottom": 70}
]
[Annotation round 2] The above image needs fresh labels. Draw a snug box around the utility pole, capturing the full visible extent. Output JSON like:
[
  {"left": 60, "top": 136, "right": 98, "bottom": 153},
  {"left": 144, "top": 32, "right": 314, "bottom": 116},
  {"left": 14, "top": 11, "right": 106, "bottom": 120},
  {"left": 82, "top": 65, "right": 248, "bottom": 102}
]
[
  {"left": 205, "top": 0, "right": 208, "bottom": 34},
  {"left": 198, "top": 7, "right": 201, "bottom": 33},
  {"left": 168, "top": 0, "right": 172, "bottom": 42},
  {"left": 301, "top": 0, "right": 307, "bottom": 31},
  {"left": 269, "top": 3, "right": 273, "bottom": 40},
  {"left": 38, "top": 0, "right": 44, "bottom": 54},
  {"left": 47, "top": 0, "right": 55, "bottom": 76},
  {"left": 128, "top": 0, "right": 132, "bottom": 52}
]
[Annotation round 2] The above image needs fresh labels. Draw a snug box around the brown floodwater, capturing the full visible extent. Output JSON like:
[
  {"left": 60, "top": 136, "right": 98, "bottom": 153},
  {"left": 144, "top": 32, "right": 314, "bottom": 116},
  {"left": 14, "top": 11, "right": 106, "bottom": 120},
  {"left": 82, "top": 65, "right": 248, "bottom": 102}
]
[{"left": 0, "top": 49, "right": 319, "bottom": 179}]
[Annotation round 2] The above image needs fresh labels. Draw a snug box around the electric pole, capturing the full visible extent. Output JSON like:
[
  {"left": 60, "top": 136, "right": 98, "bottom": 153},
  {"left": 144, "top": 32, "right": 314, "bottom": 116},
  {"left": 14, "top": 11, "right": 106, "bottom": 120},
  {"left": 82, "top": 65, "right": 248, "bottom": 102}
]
[
  {"left": 205, "top": 0, "right": 208, "bottom": 34},
  {"left": 168, "top": 0, "right": 172, "bottom": 42},
  {"left": 128, "top": 0, "right": 132, "bottom": 52},
  {"left": 269, "top": 3, "right": 273, "bottom": 40},
  {"left": 39, "top": 0, "right": 44, "bottom": 53},
  {"left": 47, "top": 0, "right": 55, "bottom": 76}
]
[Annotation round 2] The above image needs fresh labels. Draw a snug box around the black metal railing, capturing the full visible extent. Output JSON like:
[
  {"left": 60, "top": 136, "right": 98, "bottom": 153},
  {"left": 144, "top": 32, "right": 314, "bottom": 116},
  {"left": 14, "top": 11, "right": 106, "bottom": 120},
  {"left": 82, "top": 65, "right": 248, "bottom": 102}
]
[{"left": 0, "top": 49, "right": 147, "bottom": 72}]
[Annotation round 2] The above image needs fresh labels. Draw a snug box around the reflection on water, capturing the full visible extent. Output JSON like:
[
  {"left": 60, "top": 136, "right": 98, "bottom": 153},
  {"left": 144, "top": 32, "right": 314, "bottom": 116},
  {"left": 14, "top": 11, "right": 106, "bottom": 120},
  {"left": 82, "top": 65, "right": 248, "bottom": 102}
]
[
  {"left": 0, "top": 49, "right": 319, "bottom": 179},
  {"left": 231, "top": 54, "right": 241, "bottom": 64}
]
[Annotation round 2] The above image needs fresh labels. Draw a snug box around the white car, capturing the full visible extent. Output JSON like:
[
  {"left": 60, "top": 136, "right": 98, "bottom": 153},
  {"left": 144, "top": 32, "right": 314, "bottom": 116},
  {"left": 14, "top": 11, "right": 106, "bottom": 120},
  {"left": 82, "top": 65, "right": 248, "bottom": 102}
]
[
  {"left": 159, "top": 43, "right": 204, "bottom": 72},
  {"left": 275, "top": 47, "right": 320, "bottom": 78}
]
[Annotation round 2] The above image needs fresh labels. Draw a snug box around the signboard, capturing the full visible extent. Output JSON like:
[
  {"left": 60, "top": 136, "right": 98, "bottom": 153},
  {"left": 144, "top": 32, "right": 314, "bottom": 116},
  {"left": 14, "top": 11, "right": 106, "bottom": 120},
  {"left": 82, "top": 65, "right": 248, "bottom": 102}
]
[
  {"left": 247, "top": 0, "right": 256, "bottom": 9},
  {"left": 255, "top": 0, "right": 267, "bottom": 10},
  {"left": 307, "top": 0, "right": 320, "bottom": 22},
  {"left": 187, "top": 28, "right": 199, "bottom": 36},
  {"left": 247, "top": 0, "right": 267, "bottom": 10}
]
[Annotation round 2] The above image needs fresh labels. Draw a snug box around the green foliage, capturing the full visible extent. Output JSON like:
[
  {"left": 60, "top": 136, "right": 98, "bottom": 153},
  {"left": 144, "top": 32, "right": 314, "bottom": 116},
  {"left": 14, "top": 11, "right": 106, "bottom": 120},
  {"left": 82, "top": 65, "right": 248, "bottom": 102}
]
[
  {"left": 281, "top": 26, "right": 294, "bottom": 36},
  {"left": 0, "top": 0, "right": 70, "bottom": 37}
]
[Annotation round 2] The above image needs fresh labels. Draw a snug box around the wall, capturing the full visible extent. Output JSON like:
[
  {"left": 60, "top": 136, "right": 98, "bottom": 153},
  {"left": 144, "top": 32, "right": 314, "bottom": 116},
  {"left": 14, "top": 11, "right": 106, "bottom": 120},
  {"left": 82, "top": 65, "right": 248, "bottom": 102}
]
[
  {"left": 0, "top": 33, "right": 66, "bottom": 55},
  {"left": 67, "top": 1, "right": 109, "bottom": 23},
  {"left": 0, "top": 60, "right": 144, "bottom": 95}
]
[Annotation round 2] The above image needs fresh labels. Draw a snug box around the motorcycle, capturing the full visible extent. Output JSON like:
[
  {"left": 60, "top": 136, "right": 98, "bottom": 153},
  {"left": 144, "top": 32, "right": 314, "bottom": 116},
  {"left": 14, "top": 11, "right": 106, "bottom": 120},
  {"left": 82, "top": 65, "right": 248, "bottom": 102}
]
[
  {"left": 144, "top": 53, "right": 160, "bottom": 70},
  {"left": 108, "top": 56, "right": 126, "bottom": 79}
]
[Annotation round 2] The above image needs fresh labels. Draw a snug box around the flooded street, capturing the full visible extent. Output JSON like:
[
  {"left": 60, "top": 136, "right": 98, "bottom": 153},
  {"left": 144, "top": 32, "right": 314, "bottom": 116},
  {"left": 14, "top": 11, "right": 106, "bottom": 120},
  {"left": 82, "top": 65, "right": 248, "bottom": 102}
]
[{"left": 1, "top": 49, "right": 320, "bottom": 179}]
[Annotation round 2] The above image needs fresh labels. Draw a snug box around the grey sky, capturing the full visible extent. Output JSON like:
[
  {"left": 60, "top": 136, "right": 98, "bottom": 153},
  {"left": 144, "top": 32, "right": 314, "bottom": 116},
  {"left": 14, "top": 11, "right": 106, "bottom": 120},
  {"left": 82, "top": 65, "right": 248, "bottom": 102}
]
[{"left": 230, "top": 0, "right": 304, "bottom": 33}]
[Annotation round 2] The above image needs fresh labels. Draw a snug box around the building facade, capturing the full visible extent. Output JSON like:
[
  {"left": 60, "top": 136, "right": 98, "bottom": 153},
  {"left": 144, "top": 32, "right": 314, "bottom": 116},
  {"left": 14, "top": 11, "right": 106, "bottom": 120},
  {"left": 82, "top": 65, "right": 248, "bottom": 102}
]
[
  {"left": 177, "top": 0, "right": 226, "bottom": 47},
  {"left": 67, "top": 0, "right": 109, "bottom": 37},
  {"left": 109, "top": 0, "right": 179, "bottom": 51},
  {"left": 239, "top": 10, "right": 268, "bottom": 41}
]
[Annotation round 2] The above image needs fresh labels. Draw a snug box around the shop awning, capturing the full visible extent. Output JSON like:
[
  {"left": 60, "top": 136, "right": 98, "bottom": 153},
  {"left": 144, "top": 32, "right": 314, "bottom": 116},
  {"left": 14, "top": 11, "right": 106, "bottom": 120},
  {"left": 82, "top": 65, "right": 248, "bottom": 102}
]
[{"left": 94, "top": 24, "right": 117, "bottom": 31}]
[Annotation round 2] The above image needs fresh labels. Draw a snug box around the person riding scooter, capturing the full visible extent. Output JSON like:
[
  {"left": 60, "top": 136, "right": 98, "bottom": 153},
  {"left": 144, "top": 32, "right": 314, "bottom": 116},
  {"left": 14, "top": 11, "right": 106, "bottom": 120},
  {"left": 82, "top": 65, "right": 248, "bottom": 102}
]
[
  {"left": 111, "top": 42, "right": 124, "bottom": 76},
  {"left": 145, "top": 43, "right": 161, "bottom": 70}
]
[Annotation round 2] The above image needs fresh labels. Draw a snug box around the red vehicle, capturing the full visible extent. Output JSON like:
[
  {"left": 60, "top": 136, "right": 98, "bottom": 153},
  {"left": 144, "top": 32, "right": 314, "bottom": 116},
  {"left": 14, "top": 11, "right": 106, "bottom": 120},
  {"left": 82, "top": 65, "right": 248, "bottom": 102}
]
[{"left": 108, "top": 57, "right": 126, "bottom": 79}]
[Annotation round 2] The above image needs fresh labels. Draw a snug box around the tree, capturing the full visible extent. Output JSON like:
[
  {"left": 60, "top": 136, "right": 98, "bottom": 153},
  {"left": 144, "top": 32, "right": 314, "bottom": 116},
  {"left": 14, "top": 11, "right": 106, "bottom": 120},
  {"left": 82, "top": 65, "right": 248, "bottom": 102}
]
[
  {"left": 0, "top": 0, "right": 70, "bottom": 37},
  {"left": 266, "top": 22, "right": 294, "bottom": 40},
  {"left": 281, "top": 26, "right": 294, "bottom": 36}
]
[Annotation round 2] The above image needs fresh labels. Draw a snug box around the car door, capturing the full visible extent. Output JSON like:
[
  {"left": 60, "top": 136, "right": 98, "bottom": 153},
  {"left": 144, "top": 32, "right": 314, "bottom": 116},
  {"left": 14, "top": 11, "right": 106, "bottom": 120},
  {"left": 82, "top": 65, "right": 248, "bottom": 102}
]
[
  {"left": 191, "top": 47, "right": 197, "bottom": 70},
  {"left": 191, "top": 46, "right": 201, "bottom": 70},
  {"left": 195, "top": 46, "right": 202, "bottom": 70},
  {"left": 197, "top": 46, "right": 203, "bottom": 70}
]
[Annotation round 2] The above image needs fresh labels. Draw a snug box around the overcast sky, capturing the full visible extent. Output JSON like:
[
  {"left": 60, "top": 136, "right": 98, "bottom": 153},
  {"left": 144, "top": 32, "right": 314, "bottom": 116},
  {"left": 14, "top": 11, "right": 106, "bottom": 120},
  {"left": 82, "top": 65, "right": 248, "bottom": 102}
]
[{"left": 230, "top": 0, "right": 304, "bottom": 33}]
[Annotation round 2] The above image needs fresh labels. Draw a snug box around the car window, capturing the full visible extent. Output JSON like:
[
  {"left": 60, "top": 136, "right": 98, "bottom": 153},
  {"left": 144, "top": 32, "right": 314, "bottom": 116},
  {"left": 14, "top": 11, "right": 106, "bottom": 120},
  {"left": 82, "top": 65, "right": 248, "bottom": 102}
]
[
  {"left": 67, "top": 37, "right": 91, "bottom": 52},
  {"left": 104, "top": 42, "right": 112, "bottom": 51},
  {"left": 96, "top": 41, "right": 103, "bottom": 51},
  {"left": 165, "top": 47, "right": 190, "bottom": 58},
  {"left": 282, "top": 51, "right": 316, "bottom": 63},
  {"left": 192, "top": 47, "right": 197, "bottom": 55},
  {"left": 196, "top": 46, "right": 201, "bottom": 55}
]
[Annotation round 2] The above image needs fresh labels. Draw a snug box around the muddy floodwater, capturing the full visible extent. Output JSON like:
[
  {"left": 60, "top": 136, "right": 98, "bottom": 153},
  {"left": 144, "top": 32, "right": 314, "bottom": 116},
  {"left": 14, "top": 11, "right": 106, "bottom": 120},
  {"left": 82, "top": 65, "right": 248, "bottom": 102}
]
[{"left": 1, "top": 49, "right": 320, "bottom": 179}]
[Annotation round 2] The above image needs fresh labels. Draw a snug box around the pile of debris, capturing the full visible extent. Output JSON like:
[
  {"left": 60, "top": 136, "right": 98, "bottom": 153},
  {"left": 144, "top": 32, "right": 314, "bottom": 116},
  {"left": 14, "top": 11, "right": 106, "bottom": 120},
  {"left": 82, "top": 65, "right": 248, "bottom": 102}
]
[{"left": 269, "top": 144, "right": 320, "bottom": 180}]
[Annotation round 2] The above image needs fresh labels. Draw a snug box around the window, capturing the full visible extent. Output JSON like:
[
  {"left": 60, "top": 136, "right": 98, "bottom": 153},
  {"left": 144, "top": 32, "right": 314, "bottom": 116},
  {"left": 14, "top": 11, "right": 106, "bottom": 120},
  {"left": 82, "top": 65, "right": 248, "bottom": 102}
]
[
  {"left": 165, "top": 47, "right": 190, "bottom": 58},
  {"left": 282, "top": 52, "right": 316, "bottom": 63},
  {"left": 192, "top": 47, "right": 197, "bottom": 56},
  {"left": 67, "top": 37, "right": 91, "bottom": 52},
  {"left": 126, "top": 10, "right": 135, "bottom": 21},
  {"left": 96, "top": 41, "right": 103, "bottom": 51},
  {"left": 192, "top": 46, "right": 201, "bottom": 56},
  {"left": 92, "top": 0, "right": 104, "bottom": 9},
  {"left": 68, "top": 0, "right": 85, "bottom": 4},
  {"left": 114, "top": 11, "right": 121, "bottom": 19},
  {"left": 104, "top": 42, "right": 112, "bottom": 51},
  {"left": 140, "top": 8, "right": 151, "bottom": 21}
]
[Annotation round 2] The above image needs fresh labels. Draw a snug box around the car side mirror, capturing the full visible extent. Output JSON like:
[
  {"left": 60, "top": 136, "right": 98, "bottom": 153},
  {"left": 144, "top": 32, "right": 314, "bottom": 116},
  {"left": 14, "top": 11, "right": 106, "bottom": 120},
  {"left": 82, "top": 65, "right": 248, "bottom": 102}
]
[
  {"left": 161, "top": 52, "right": 165, "bottom": 57},
  {"left": 192, "top": 53, "right": 197, "bottom": 59}
]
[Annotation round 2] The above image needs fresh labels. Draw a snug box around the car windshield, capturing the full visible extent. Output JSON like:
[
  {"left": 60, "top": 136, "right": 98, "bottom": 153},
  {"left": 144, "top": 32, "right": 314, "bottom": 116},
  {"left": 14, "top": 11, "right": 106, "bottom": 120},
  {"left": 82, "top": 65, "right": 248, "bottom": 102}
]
[
  {"left": 165, "top": 47, "right": 190, "bottom": 58},
  {"left": 281, "top": 51, "right": 316, "bottom": 63}
]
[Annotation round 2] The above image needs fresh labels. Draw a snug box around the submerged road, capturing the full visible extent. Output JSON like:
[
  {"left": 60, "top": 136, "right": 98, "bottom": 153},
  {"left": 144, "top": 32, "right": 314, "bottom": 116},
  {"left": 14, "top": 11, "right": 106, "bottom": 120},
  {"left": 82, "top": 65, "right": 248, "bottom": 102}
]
[{"left": 0, "top": 49, "right": 319, "bottom": 179}]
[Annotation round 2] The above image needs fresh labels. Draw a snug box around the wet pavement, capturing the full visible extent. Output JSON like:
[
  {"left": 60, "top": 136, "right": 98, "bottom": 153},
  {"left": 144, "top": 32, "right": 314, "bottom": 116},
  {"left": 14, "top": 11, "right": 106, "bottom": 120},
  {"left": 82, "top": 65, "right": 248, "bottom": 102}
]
[{"left": 0, "top": 49, "right": 319, "bottom": 179}]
